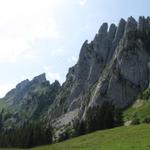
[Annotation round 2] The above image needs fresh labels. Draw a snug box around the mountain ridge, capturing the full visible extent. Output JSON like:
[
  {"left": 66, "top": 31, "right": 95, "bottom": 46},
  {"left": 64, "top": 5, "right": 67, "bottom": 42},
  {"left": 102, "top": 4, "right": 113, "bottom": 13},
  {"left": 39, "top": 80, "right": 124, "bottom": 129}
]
[{"left": 0, "top": 16, "right": 150, "bottom": 146}]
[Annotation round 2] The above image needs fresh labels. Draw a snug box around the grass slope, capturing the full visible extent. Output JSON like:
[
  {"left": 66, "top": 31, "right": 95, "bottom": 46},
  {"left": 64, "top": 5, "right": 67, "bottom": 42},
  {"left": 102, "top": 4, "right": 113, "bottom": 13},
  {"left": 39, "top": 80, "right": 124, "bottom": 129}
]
[
  {"left": 123, "top": 87, "right": 150, "bottom": 124},
  {"left": 1, "top": 124, "right": 150, "bottom": 150},
  {"left": 123, "top": 100, "right": 150, "bottom": 124}
]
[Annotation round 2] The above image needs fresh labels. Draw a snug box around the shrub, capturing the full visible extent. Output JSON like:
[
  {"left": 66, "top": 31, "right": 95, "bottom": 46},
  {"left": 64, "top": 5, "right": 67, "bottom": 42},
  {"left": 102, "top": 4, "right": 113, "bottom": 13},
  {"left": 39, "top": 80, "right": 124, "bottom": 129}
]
[
  {"left": 143, "top": 117, "right": 150, "bottom": 124},
  {"left": 131, "top": 118, "right": 140, "bottom": 125}
]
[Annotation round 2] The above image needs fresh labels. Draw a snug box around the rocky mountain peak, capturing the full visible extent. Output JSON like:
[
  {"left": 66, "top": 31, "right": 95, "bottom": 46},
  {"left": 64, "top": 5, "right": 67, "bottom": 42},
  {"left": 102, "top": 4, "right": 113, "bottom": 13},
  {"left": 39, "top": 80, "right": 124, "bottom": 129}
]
[
  {"left": 113, "top": 18, "right": 126, "bottom": 44},
  {"left": 108, "top": 24, "right": 117, "bottom": 41},
  {"left": 48, "top": 16, "right": 150, "bottom": 127},
  {"left": 52, "top": 80, "right": 60, "bottom": 87},
  {"left": 138, "top": 16, "right": 150, "bottom": 31},
  {"left": 31, "top": 73, "right": 47, "bottom": 84},
  {"left": 124, "top": 16, "right": 137, "bottom": 33},
  {"left": 50, "top": 80, "right": 61, "bottom": 91},
  {"left": 16, "top": 79, "right": 30, "bottom": 90},
  {"left": 98, "top": 22, "right": 108, "bottom": 35}
]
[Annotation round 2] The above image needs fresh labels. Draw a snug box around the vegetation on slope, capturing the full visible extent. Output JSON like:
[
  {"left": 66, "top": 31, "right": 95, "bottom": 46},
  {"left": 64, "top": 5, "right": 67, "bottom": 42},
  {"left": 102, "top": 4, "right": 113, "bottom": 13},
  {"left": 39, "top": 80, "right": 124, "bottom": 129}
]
[
  {"left": 28, "top": 124, "right": 150, "bottom": 150},
  {"left": 123, "top": 100, "right": 150, "bottom": 124},
  {"left": 123, "top": 88, "right": 150, "bottom": 125},
  {"left": 57, "top": 102, "right": 123, "bottom": 142},
  {"left": 0, "top": 121, "right": 53, "bottom": 148},
  {"left": 1, "top": 124, "right": 150, "bottom": 150}
]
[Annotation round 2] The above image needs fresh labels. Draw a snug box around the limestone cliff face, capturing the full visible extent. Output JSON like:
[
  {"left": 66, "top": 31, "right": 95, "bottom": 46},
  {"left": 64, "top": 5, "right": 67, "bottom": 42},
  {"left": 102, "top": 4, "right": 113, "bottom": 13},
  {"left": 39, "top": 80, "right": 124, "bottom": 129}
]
[
  {"left": 48, "top": 16, "right": 150, "bottom": 126},
  {"left": 1, "top": 16, "right": 150, "bottom": 136}
]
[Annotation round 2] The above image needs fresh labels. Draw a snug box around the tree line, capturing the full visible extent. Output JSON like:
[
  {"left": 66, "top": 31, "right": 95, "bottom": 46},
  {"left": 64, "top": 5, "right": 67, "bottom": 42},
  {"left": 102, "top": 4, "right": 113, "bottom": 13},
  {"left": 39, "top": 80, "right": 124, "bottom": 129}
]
[
  {"left": 0, "top": 101, "right": 123, "bottom": 148},
  {"left": 58, "top": 101, "right": 123, "bottom": 141},
  {"left": 0, "top": 121, "right": 53, "bottom": 148}
]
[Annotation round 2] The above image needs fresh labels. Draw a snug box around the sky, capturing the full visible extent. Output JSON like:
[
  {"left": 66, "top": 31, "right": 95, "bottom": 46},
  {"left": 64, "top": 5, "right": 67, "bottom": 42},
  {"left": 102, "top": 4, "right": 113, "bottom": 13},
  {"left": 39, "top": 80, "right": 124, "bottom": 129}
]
[{"left": 0, "top": 0, "right": 149, "bottom": 97}]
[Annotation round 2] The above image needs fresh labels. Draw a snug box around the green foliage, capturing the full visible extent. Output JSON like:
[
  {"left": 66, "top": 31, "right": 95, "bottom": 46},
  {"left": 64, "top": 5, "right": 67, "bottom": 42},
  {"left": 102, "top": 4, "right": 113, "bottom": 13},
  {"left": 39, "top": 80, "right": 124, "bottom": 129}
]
[
  {"left": 85, "top": 102, "right": 123, "bottom": 133},
  {"left": 72, "top": 101, "right": 123, "bottom": 139},
  {"left": 72, "top": 120, "right": 86, "bottom": 137},
  {"left": 0, "top": 100, "right": 8, "bottom": 112},
  {"left": 143, "top": 116, "right": 150, "bottom": 124},
  {"left": 0, "top": 121, "right": 53, "bottom": 148},
  {"left": 131, "top": 118, "right": 140, "bottom": 125},
  {"left": 123, "top": 99, "right": 150, "bottom": 124},
  {"left": 0, "top": 113, "right": 2, "bottom": 130},
  {"left": 139, "top": 88, "right": 150, "bottom": 100},
  {"left": 1, "top": 122, "right": 150, "bottom": 150},
  {"left": 123, "top": 86, "right": 150, "bottom": 125}
]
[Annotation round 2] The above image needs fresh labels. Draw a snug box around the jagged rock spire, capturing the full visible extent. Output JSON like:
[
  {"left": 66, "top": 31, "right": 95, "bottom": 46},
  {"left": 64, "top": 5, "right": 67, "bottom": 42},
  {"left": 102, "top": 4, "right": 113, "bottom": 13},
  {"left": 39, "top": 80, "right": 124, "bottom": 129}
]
[
  {"left": 125, "top": 16, "right": 137, "bottom": 33},
  {"left": 113, "top": 18, "right": 126, "bottom": 43},
  {"left": 31, "top": 73, "right": 47, "bottom": 84},
  {"left": 98, "top": 23, "right": 108, "bottom": 35},
  {"left": 108, "top": 24, "right": 117, "bottom": 41},
  {"left": 16, "top": 79, "right": 30, "bottom": 90},
  {"left": 138, "top": 16, "right": 150, "bottom": 31}
]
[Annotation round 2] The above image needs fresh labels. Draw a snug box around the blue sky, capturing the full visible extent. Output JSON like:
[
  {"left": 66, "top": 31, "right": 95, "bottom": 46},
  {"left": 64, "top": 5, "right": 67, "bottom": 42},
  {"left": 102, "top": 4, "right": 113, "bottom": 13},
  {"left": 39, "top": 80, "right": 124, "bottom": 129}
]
[{"left": 0, "top": 0, "right": 149, "bottom": 97}]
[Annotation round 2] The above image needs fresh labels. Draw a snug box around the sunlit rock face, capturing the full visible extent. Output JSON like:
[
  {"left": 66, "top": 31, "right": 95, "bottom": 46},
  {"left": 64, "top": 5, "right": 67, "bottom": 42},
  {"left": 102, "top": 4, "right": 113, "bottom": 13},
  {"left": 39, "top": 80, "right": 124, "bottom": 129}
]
[
  {"left": 1, "top": 16, "right": 150, "bottom": 138},
  {"left": 48, "top": 16, "right": 150, "bottom": 124}
]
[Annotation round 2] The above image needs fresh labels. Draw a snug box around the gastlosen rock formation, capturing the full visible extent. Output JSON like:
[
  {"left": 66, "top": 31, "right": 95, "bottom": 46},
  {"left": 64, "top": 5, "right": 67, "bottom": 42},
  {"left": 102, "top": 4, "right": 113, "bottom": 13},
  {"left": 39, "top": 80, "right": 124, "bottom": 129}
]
[
  {"left": 48, "top": 16, "right": 150, "bottom": 136},
  {"left": 0, "top": 16, "right": 150, "bottom": 140}
]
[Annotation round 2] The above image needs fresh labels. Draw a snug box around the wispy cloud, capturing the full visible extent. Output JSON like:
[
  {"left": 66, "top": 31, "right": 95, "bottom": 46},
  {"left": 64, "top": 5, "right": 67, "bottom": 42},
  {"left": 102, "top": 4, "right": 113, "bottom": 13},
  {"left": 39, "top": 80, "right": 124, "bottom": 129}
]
[
  {"left": 67, "top": 56, "right": 78, "bottom": 63},
  {"left": 43, "top": 66, "right": 61, "bottom": 83},
  {"left": 79, "top": 0, "right": 87, "bottom": 6},
  {"left": 50, "top": 48, "right": 65, "bottom": 56},
  {"left": 0, "top": 83, "right": 14, "bottom": 98},
  {"left": 0, "top": 0, "right": 68, "bottom": 63}
]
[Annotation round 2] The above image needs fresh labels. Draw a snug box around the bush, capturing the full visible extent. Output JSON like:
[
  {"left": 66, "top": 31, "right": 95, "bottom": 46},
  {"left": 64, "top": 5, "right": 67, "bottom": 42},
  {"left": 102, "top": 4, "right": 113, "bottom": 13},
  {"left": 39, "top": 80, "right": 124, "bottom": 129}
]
[
  {"left": 139, "top": 88, "right": 150, "bottom": 100},
  {"left": 131, "top": 118, "right": 140, "bottom": 125},
  {"left": 143, "top": 117, "right": 150, "bottom": 124},
  {"left": 58, "top": 129, "right": 70, "bottom": 142},
  {"left": 72, "top": 120, "right": 86, "bottom": 137}
]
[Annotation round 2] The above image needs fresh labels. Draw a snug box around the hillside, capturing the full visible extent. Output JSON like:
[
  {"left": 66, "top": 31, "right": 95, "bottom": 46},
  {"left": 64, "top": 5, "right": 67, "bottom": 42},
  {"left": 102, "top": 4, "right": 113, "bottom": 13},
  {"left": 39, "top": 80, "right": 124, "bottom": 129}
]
[
  {"left": 0, "top": 74, "right": 60, "bottom": 128},
  {"left": 32, "top": 124, "right": 150, "bottom": 150},
  {"left": 0, "top": 124, "right": 150, "bottom": 150},
  {"left": 48, "top": 16, "right": 150, "bottom": 139},
  {"left": 124, "top": 87, "right": 150, "bottom": 125},
  {"left": 0, "top": 16, "right": 150, "bottom": 148}
]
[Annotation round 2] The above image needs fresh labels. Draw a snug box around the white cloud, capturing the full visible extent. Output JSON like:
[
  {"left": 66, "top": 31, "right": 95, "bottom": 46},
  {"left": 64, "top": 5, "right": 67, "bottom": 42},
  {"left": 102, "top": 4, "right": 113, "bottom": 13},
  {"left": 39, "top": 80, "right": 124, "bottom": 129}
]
[
  {"left": 50, "top": 48, "right": 65, "bottom": 56},
  {"left": 43, "top": 66, "right": 61, "bottom": 83},
  {"left": 79, "top": 0, "right": 87, "bottom": 6},
  {"left": 0, "top": 83, "right": 14, "bottom": 98},
  {"left": 67, "top": 56, "right": 78, "bottom": 63},
  {"left": 47, "top": 72, "right": 61, "bottom": 82},
  {"left": 0, "top": 0, "right": 70, "bottom": 63}
]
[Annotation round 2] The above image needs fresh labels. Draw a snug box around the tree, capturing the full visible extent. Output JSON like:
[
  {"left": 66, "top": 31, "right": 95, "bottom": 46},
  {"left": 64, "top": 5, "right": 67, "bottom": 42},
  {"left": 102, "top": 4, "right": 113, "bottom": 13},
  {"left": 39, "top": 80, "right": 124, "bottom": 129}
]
[
  {"left": 0, "top": 121, "right": 53, "bottom": 148},
  {"left": 86, "top": 101, "right": 122, "bottom": 133},
  {"left": 73, "top": 120, "right": 86, "bottom": 136},
  {"left": 0, "top": 113, "right": 2, "bottom": 130}
]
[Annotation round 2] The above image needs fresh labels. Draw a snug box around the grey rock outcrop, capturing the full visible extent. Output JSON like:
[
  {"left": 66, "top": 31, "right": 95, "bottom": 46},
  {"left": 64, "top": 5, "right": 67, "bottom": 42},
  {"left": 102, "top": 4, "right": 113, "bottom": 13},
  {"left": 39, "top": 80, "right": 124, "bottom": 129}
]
[
  {"left": 16, "top": 79, "right": 30, "bottom": 90},
  {"left": 48, "top": 16, "right": 150, "bottom": 130},
  {"left": 138, "top": 16, "right": 150, "bottom": 31},
  {"left": 0, "top": 16, "right": 150, "bottom": 141},
  {"left": 113, "top": 18, "right": 126, "bottom": 45},
  {"left": 124, "top": 16, "right": 137, "bottom": 33},
  {"left": 31, "top": 73, "right": 47, "bottom": 84}
]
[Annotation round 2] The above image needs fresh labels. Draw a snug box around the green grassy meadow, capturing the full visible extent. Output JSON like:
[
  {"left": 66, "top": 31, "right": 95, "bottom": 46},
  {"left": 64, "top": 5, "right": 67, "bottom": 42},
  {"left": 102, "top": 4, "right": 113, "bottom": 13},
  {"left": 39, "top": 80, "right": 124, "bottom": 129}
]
[{"left": 0, "top": 124, "right": 150, "bottom": 150}]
